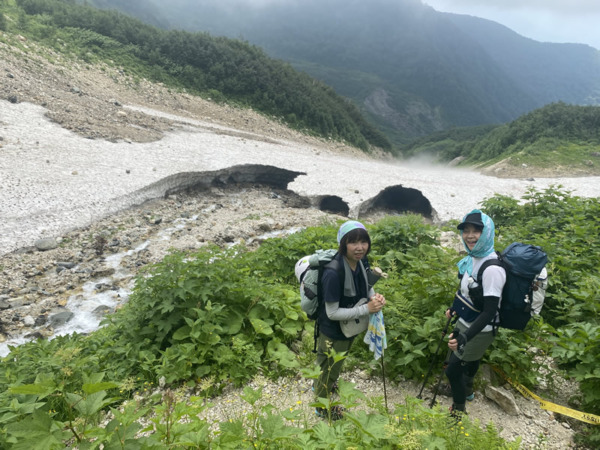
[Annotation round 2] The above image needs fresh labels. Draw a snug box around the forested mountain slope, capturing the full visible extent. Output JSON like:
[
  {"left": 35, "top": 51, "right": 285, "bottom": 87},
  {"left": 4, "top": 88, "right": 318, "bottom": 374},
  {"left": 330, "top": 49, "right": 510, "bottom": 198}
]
[
  {"left": 85, "top": 0, "right": 600, "bottom": 147},
  {"left": 403, "top": 102, "right": 600, "bottom": 178},
  {"left": 8, "top": 0, "right": 390, "bottom": 152}
]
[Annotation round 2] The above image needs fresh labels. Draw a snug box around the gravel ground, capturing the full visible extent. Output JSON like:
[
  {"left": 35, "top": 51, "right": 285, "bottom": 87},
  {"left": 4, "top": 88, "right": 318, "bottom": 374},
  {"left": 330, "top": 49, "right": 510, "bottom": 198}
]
[{"left": 0, "top": 35, "right": 596, "bottom": 448}]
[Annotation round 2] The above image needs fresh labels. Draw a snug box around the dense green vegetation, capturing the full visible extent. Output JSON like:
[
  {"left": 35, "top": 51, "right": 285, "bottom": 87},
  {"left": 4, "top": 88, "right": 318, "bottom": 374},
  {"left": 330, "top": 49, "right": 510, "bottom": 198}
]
[
  {"left": 402, "top": 103, "right": 600, "bottom": 173},
  {"left": 0, "top": 188, "right": 598, "bottom": 448},
  {"left": 3, "top": 0, "right": 391, "bottom": 152}
]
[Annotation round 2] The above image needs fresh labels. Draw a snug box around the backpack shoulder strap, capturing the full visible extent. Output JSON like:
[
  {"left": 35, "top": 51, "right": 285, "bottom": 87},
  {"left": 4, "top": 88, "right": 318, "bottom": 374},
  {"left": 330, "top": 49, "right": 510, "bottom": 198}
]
[
  {"left": 315, "top": 253, "right": 343, "bottom": 302},
  {"left": 313, "top": 253, "right": 343, "bottom": 353},
  {"left": 475, "top": 253, "right": 504, "bottom": 286},
  {"left": 320, "top": 254, "right": 344, "bottom": 295},
  {"left": 474, "top": 255, "right": 506, "bottom": 334}
]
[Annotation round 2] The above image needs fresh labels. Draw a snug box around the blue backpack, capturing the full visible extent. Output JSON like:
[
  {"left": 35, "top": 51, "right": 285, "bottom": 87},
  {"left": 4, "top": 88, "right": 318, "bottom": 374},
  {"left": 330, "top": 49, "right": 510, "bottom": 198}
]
[{"left": 460, "top": 243, "right": 548, "bottom": 330}]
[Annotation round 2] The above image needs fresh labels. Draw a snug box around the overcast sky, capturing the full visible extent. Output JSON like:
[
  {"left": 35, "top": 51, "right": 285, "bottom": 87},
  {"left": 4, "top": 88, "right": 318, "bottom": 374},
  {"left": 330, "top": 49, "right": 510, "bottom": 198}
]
[{"left": 424, "top": 0, "right": 600, "bottom": 50}]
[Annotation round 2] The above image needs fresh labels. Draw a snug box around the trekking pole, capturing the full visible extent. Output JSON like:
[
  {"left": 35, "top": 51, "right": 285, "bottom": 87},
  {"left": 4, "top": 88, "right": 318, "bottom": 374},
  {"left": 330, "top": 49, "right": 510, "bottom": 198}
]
[
  {"left": 417, "top": 313, "right": 455, "bottom": 399},
  {"left": 429, "top": 348, "right": 452, "bottom": 408},
  {"left": 381, "top": 351, "right": 388, "bottom": 411}
]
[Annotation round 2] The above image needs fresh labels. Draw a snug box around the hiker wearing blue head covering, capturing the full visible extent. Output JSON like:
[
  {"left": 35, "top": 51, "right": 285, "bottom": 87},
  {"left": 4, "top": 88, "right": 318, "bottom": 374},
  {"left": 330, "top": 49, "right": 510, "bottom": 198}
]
[
  {"left": 313, "top": 220, "right": 386, "bottom": 420},
  {"left": 444, "top": 210, "right": 506, "bottom": 418}
]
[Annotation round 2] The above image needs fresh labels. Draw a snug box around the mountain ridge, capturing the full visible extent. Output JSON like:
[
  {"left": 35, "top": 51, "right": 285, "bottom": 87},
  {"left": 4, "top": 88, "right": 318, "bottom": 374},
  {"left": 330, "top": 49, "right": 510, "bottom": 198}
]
[{"left": 87, "top": 0, "right": 600, "bottom": 146}]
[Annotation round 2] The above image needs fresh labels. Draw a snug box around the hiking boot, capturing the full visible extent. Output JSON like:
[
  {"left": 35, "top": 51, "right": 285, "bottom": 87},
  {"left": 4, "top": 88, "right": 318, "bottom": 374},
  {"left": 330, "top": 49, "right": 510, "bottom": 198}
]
[
  {"left": 315, "top": 406, "right": 344, "bottom": 421},
  {"left": 448, "top": 403, "right": 466, "bottom": 423}
]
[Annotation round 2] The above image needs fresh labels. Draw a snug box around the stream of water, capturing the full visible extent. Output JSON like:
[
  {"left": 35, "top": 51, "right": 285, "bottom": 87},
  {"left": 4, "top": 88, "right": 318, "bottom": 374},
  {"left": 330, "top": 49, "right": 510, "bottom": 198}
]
[{"left": 0, "top": 220, "right": 305, "bottom": 357}]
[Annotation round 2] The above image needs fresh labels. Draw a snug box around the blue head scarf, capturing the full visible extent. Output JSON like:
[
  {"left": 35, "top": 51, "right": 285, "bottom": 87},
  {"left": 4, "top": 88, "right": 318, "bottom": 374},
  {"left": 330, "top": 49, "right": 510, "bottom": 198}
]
[{"left": 456, "top": 209, "right": 496, "bottom": 276}]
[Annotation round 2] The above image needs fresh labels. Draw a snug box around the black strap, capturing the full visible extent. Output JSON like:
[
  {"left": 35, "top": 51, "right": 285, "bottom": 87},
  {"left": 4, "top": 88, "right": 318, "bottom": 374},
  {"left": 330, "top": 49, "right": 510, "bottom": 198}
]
[
  {"left": 313, "top": 265, "right": 326, "bottom": 353},
  {"left": 475, "top": 255, "right": 506, "bottom": 334},
  {"left": 312, "top": 254, "right": 345, "bottom": 353},
  {"left": 475, "top": 253, "right": 504, "bottom": 286},
  {"left": 312, "top": 320, "right": 320, "bottom": 353}
]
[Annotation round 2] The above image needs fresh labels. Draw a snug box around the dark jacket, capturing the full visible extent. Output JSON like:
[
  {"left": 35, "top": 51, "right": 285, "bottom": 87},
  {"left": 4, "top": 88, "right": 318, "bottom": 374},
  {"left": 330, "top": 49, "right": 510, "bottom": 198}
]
[{"left": 318, "top": 253, "right": 369, "bottom": 340}]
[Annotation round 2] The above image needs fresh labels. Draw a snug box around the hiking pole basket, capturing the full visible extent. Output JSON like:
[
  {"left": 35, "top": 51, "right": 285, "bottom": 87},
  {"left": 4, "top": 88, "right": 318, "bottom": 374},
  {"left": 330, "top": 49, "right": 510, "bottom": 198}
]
[{"left": 417, "top": 314, "right": 455, "bottom": 399}]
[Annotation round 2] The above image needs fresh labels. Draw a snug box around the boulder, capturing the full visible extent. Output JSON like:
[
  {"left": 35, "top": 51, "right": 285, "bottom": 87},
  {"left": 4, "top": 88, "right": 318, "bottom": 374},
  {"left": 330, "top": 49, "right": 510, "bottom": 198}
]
[
  {"left": 23, "top": 316, "right": 35, "bottom": 327},
  {"left": 92, "top": 305, "right": 112, "bottom": 318},
  {"left": 35, "top": 237, "right": 58, "bottom": 251},
  {"left": 485, "top": 385, "right": 520, "bottom": 416},
  {"left": 49, "top": 311, "right": 74, "bottom": 328}
]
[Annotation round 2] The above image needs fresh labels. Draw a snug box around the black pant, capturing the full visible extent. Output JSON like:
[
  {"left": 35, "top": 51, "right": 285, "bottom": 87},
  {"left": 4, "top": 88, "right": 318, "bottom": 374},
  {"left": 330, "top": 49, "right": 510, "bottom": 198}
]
[{"left": 445, "top": 352, "right": 480, "bottom": 406}]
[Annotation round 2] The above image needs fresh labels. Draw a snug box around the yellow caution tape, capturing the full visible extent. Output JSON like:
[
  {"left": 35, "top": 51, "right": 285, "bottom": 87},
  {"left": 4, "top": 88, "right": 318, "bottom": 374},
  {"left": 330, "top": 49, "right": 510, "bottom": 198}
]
[{"left": 492, "top": 366, "right": 600, "bottom": 425}]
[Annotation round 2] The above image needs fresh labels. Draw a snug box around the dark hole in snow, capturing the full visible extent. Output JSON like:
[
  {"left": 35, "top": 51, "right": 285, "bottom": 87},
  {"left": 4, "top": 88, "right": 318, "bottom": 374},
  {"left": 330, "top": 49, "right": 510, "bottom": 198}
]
[
  {"left": 317, "top": 195, "right": 349, "bottom": 216},
  {"left": 358, "top": 185, "right": 434, "bottom": 220}
]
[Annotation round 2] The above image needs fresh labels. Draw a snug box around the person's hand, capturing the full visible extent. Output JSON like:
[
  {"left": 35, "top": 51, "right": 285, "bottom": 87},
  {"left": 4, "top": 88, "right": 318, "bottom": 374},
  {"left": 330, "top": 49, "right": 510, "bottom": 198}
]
[
  {"left": 448, "top": 334, "right": 458, "bottom": 351},
  {"left": 445, "top": 308, "right": 454, "bottom": 319},
  {"left": 448, "top": 329, "right": 467, "bottom": 355},
  {"left": 367, "top": 293, "right": 386, "bottom": 313}
]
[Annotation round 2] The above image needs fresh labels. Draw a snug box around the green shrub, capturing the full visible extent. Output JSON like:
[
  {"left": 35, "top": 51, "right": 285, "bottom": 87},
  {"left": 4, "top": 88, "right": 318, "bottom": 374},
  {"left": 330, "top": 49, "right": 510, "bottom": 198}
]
[{"left": 104, "top": 245, "right": 304, "bottom": 386}]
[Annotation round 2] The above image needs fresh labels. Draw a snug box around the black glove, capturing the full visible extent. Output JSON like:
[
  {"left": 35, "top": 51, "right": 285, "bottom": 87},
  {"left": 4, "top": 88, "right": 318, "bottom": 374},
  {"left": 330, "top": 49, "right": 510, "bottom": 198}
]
[{"left": 453, "top": 328, "right": 467, "bottom": 355}]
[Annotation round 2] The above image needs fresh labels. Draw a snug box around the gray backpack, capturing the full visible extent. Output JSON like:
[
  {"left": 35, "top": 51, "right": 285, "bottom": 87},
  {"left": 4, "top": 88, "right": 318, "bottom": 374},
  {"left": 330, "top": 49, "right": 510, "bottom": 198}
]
[
  {"left": 295, "top": 249, "right": 341, "bottom": 320},
  {"left": 295, "top": 250, "right": 385, "bottom": 320}
]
